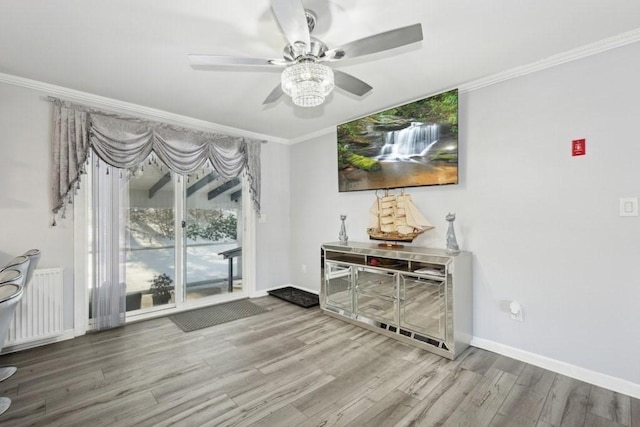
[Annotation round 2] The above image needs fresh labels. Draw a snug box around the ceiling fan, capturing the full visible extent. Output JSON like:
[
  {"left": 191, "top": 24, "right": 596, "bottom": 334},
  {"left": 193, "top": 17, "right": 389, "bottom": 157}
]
[{"left": 188, "top": 0, "right": 423, "bottom": 107}]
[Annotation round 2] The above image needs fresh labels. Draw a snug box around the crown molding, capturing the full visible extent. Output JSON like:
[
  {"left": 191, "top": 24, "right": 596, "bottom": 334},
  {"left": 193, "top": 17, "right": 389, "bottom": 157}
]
[
  {"left": 0, "top": 72, "right": 289, "bottom": 145},
  {"left": 291, "top": 28, "right": 640, "bottom": 144},
  {"left": 287, "top": 126, "right": 336, "bottom": 145},
  {"left": 458, "top": 27, "right": 640, "bottom": 93}
]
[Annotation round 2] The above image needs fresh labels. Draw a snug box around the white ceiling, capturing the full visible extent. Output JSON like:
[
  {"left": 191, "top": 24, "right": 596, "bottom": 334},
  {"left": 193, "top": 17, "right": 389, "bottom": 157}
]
[{"left": 1, "top": 0, "right": 640, "bottom": 142}]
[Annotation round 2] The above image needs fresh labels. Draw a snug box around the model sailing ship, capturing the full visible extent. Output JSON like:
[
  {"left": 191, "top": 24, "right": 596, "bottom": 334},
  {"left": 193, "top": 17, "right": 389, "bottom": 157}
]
[{"left": 368, "top": 189, "right": 434, "bottom": 247}]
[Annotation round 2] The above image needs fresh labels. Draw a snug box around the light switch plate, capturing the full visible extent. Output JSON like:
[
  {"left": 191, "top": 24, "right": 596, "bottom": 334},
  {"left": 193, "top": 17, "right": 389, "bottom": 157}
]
[{"left": 619, "top": 197, "right": 638, "bottom": 217}]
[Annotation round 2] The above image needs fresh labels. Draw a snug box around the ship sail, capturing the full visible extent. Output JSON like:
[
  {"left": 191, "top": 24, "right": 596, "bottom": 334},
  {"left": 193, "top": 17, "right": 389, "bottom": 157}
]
[{"left": 368, "top": 190, "right": 434, "bottom": 243}]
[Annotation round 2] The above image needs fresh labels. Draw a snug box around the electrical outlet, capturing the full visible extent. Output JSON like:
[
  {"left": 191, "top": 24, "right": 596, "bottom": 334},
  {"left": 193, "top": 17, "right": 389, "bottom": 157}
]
[
  {"left": 509, "top": 301, "right": 523, "bottom": 322},
  {"left": 301, "top": 264, "right": 307, "bottom": 273},
  {"left": 619, "top": 197, "right": 638, "bottom": 217}
]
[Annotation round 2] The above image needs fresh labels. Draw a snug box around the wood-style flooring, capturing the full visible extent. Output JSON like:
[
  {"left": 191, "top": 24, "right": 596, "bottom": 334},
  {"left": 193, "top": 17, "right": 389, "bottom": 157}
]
[{"left": 0, "top": 296, "right": 637, "bottom": 426}]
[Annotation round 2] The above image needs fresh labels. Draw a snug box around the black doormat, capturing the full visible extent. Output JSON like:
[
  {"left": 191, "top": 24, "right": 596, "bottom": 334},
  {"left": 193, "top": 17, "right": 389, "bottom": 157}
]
[
  {"left": 267, "top": 287, "right": 319, "bottom": 308},
  {"left": 170, "top": 299, "right": 269, "bottom": 332}
]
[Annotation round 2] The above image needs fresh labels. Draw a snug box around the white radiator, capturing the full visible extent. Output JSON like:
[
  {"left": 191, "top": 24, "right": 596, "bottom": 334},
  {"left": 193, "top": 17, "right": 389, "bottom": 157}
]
[{"left": 5, "top": 267, "right": 64, "bottom": 347}]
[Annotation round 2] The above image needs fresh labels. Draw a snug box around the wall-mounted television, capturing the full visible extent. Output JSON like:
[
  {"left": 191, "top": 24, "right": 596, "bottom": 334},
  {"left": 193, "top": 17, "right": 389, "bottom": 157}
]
[{"left": 337, "top": 88, "right": 458, "bottom": 192}]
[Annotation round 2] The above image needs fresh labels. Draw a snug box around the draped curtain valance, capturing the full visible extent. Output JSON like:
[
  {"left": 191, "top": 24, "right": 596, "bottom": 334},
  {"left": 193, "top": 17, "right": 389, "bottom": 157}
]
[{"left": 50, "top": 98, "right": 262, "bottom": 221}]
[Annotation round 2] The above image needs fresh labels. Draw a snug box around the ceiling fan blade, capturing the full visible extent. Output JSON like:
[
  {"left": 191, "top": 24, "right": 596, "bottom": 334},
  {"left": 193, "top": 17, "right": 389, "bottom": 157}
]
[
  {"left": 333, "top": 70, "right": 373, "bottom": 97},
  {"left": 263, "top": 84, "right": 284, "bottom": 105},
  {"left": 188, "top": 54, "right": 287, "bottom": 67},
  {"left": 271, "top": 0, "right": 311, "bottom": 49},
  {"left": 324, "top": 23, "right": 423, "bottom": 61}
]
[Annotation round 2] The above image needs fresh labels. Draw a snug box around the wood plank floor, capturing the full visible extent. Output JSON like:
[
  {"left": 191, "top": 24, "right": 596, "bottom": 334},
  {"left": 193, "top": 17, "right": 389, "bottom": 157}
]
[{"left": 0, "top": 296, "right": 637, "bottom": 426}]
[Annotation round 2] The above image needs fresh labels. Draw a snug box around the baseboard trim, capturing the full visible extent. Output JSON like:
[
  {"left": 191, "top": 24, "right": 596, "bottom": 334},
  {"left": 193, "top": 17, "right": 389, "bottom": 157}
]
[
  {"left": 471, "top": 337, "right": 640, "bottom": 399},
  {"left": 251, "top": 284, "right": 319, "bottom": 299},
  {"left": 251, "top": 290, "right": 270, "bottom": 298},
  {"left": 1, "top": 329, "right": 76, "bottom": 355}
]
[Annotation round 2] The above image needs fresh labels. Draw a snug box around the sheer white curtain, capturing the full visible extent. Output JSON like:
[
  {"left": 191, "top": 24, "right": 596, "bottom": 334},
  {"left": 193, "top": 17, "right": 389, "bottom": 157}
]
[{"left": 90, "top": 157, "right": 128, "bottom": 330}]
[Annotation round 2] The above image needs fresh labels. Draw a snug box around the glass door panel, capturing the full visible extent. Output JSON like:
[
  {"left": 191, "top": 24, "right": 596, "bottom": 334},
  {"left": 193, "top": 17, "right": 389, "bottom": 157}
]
[
  {"left": 125, "top": 163, "right": 176, "bottom": 311},
  {"left": 324, "top": 262, "right": 352, "bottom": 312},
  {"left": 355, "top": 268, "right": 397, "bottom": 325},
  {"left": 400, "top": 275, "right": 446, "bottom": 340},
  {"left": 184, "top": 175, "right": 243, "bottom": 301}
]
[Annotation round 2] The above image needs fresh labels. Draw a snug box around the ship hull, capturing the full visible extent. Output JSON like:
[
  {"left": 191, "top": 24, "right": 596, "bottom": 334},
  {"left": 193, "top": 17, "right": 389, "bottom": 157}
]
[{"left": 367, "top": 228, "right": 421, "bottom": 243}]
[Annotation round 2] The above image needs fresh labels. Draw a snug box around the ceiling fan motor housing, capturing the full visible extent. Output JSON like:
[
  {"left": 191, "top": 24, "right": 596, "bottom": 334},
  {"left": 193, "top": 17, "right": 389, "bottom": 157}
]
[{"left": 283, "top": 38, "right": 328, "bottom": 62}]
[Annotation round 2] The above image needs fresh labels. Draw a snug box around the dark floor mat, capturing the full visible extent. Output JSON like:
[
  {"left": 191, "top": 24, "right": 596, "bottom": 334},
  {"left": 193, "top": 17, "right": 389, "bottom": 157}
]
[
  {"left": 170, "top": 299, "right": 269, "bottom": 332},
  {"left": 267, "top": 287, "right": 319, "bottom": 308}
]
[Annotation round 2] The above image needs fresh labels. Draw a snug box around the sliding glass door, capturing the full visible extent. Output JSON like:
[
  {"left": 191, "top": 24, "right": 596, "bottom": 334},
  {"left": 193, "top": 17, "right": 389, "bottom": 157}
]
[
  {"left": 89, "top": 155, "right": 249, "bottom": 323},
  {"left": 184, "top": 174, "right": 243, "bottom": 301},
  {"left": 125, "top": 162, "right": 177, "bottom": 312}
]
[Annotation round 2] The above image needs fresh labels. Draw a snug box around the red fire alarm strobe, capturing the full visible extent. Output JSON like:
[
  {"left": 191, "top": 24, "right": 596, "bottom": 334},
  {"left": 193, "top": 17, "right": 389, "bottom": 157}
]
[{"left": 572, "top": 138, "right": 586, "bottom": 156}]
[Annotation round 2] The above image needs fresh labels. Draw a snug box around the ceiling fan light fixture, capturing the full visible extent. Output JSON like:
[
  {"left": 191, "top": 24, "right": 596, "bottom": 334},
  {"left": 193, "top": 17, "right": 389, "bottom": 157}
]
[{"left": 281, "top": 62, "right": 334, "bottom": 107}]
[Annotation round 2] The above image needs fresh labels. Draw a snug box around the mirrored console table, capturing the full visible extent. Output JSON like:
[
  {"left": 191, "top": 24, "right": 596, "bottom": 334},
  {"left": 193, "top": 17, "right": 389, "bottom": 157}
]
[{"left": 320, "top": 242, "right": 472, "bottom": 359}]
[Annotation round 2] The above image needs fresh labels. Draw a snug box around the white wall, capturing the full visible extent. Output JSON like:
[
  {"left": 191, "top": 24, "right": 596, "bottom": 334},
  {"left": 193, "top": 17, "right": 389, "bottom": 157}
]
[
  {"left": 290, "top": 42, "right": 640, "bottom": 385},
  {"left": 256, "top": 140, "right": 292, "bottom": 292},
  {"left": 0, "top": 84, "right": 76, "bottom": 329}
]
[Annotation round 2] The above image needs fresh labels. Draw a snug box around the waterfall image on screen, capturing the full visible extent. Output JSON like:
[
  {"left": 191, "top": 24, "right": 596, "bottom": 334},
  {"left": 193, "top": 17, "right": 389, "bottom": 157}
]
[{"left": 337, "top": 89, "right": 458, "bottom": 192}]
